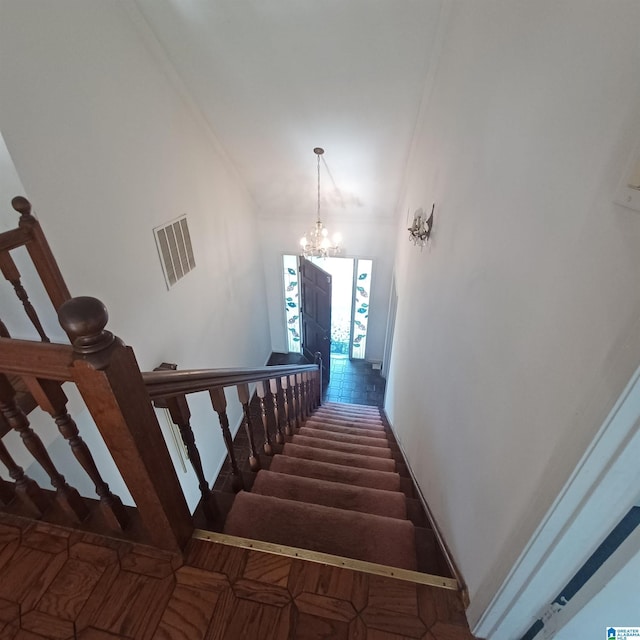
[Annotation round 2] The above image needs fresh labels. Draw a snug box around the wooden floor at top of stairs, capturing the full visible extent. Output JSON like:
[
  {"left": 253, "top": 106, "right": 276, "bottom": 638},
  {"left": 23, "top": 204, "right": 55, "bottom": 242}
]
[{"left": 0, "top": 512, "right": 478, "bottom": 639}]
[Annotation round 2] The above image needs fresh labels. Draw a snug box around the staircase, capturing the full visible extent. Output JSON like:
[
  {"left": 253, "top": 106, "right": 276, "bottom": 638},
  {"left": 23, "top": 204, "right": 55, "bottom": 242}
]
[{"left": 223, "top": 401, "right": 447, "bottom": 575}]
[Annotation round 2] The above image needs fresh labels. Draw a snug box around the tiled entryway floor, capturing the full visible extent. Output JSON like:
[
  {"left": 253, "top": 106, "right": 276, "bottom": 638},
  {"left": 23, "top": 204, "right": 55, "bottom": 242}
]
[{"left": 324, "top": 354, "right": 385, "bottom": 406}]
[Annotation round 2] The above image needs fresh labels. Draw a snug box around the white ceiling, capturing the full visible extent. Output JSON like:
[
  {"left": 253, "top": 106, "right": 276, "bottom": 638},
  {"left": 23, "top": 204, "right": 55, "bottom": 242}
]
[{"left": 134, "top": 0, "right": 443, "bottom": 223}]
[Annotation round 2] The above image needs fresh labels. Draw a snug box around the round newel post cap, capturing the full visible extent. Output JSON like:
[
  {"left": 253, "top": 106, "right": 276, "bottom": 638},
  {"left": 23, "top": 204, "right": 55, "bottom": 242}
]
[
  {"left": 11, "top": 196, "right": 31, "bottom": 215},
  {"left": 58, "top": 296, "right": 115, "bottom": 354}
]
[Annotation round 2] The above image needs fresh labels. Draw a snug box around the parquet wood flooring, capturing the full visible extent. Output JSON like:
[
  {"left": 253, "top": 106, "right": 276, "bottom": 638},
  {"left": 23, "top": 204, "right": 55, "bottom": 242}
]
[{"left": 0, "top": 513, "right": 478, "bottom": 639}]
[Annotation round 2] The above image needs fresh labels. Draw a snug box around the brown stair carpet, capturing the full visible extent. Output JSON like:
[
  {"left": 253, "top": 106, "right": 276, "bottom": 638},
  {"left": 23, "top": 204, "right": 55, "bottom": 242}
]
[
  {"left": 223, "top": 403, "right": 419, "bottom": 571},
  {"left": 282, "top": 442, "right": 396, "bottom": 472},
  {"left": 269, "top": 455, "right": 401, "bottom": 491},
  {"left": 307, "top": 415, "right": 386, "bottom": 430},
  {"left": 251, "top": 469, "right": 407, "bottom": 519},
  {"left": 290, "top": 434, "right": 393, "bottom": 459},
  {"left": 298, "top": 425, "right": 390, "bottom": 448},
  {"left": 225, "top": 492, "right": 417, "bottom": 570},
  {"left": 303, "top": 420, "right": 388, "bottom": 439}
]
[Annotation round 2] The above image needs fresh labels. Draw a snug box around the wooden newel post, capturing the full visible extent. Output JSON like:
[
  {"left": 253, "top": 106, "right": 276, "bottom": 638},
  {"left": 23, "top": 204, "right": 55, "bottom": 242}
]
[
  {"left": 13, "top": 197, "right": 70, "bottom": 310},
  {"left": 58, "top": 296, "right": 192, "bottom": 551}
]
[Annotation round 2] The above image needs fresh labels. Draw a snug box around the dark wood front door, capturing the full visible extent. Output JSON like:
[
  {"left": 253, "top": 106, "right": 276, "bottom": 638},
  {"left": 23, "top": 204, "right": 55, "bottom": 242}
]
[{"left": 300, "top": 256, "right": 332, "bottom": 386}]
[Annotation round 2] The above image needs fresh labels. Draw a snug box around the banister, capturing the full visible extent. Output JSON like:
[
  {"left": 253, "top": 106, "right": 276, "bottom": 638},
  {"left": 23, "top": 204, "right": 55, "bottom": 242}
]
[
  {"left": 0, "top": 337, "right": 74, "bottom": 381},
  {"left": 142, "top": 363, "right": 319, "bottom": 399},
  {"left": 0, "top": 227, "right": 31, "bottom": 253}
]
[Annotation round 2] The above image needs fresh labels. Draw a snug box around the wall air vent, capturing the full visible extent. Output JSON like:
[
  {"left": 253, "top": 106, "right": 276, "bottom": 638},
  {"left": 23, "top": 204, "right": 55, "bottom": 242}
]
[{"left": 153, "top": 215, "right": 195, "bottom": 289}]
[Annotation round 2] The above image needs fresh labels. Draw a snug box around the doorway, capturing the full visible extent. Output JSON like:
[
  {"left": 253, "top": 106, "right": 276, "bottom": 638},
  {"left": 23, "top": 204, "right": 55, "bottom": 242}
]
[{"left": 282, "top": 255, "right": 373, "bottom": 361}]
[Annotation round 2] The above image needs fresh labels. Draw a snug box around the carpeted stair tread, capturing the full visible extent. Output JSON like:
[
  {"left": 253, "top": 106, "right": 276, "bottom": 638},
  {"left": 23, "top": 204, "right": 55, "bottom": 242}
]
[
  {"left": 323, "top": 402, "right": 381, "bottom": 415},
  {"left": 251, "top": 470, "right": 407, "bottom": 519},
  {"left": 313, "top": 410, "right": 384, "bottom": 425},
  {"left": 291, "top": 434, "right": 393, "bottom": 459},
  {"left": 303, "top": 421, "right": 388, "bottom": 440},
  {"left": 306, "top": 416, "right": 385, "bottom": 431},
  {"left": 269, "top": 455, "right": 401, "bottom": 491},
  {"left": 298, "top": 426, "right": 390, "bottom": 448},
  {"left": 283, "top": 443, "right": 396, "bottom": 472},
  {"left": 224, "top": 491, "right": 417, "bottom": 570}
]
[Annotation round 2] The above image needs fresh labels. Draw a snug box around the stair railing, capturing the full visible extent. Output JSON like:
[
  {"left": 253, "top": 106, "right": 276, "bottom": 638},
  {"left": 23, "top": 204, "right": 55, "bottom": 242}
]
[
  {"left": 0, "top": 296, "right": 193, "bottom": 551},
  {"left": 0, "top": 196, "right": 71, "bottom": 336},
  {"left": 142, "top": 359, "right": 321, "bottom": 501},
  {"left": 0, "top": 196, "right": 321, "bottom": 553}
]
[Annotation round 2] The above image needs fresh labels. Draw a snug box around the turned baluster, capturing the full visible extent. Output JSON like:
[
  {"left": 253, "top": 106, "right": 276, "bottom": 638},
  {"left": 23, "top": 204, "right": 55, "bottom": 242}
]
[
  {"left": 303, "top": 372, "right": 313, "bottom": 415},
  {"left": 0, "top": 252, "right": 49, "bottom": 342},
  {"left": 288, "top": 374, "right": 299, "bottom": 430},
  {"left": 269, "top": 378, "right": 285, "bottom": 444},
  {"left": 161, "top": 394, "right": 218, "bottom": 523},
  {"left": 299, "top": 372, "right": 308, "bottom": 422},
  {"left": 314, "top": 352, "right": 323, "bottom": 406},
  {"left": 236, "top": 383, "right": 261, "bottom": 472},
  {"left": 209, "top": 387, "right": 244, "bottom": 492},
  {"left": 308, "top": 371, "right": 317, "bottom": 411},
  {"left": 0, "top": 477, "right": 15, "bottom": 507},
  {"left": 13, "top": 197, "right": 71, "bottom": 310},
  {"left": 0, "top": 438, "right": 49, "bottom": 514},
  {"left": 24, "top": 376, "right": 128, "bottom": 530},
  {"left": 0, "top": 317, "right": 10, "bottom": 338},
  {"left": 255, "top": 381, "right": 273, "bottom": 456},
  {"left": 0, "top": 374, "right": 88, "bottom": 521},
  {"left": 280, "top": 376, "right": 292, "bottom": 436}
]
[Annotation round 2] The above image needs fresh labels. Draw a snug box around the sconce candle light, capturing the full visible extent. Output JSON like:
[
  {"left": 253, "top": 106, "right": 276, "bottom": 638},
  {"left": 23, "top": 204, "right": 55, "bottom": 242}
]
[{"left": 408, "top": 203, "right": 434, "bottom": 249}]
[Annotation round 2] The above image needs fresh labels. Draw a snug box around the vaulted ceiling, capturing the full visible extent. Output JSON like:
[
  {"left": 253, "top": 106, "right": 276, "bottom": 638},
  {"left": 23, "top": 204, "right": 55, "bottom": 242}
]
[{"left": 134, "top": 0, "right": 443, "bottom": 223}]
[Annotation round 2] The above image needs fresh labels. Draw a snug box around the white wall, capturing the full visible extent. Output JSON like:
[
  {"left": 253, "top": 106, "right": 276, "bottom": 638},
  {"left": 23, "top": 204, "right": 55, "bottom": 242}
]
[
  {"left": 0, "top": 1, "right": 271, "bottom": 509},
  {"left": 259, "top": 213, "right": 395, "bottom": 362},
  {"left": 553, "top": 533, "right": 640, "bottom": 639},
  {"left": 385, "top": 0, "right": 640, "bottom": 628}
]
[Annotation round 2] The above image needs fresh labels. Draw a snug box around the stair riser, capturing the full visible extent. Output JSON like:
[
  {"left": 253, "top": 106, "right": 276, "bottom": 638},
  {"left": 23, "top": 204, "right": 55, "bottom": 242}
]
[
  {"left": 306, "top": 417, "right": 385, "bottom": 432},
  {"left": 291, "top": 435, "right": 392, "bottom": 459},
  {"left": 252, "top": 470, "right": 407, "bottom": 520},
  {"left": 284, "top": 443, "right": 396, "bottom": 473},
  {"left": 298, "top": 426, "right": 390, "bottom": 448},
  {"left": 269, "top": 456, "right": 401, "bottom": 492},
  {"left": 322, "top": 402, "right": 381, "bottom": 415},
  {"left": 303, "top": 421, "right": 388, "bottom": 440},
  {"left": 224, "top": 491, "right": 417, "bottom": 570},
  {"left": 314, "top": 411, "right": 384, "bottom": 426}
]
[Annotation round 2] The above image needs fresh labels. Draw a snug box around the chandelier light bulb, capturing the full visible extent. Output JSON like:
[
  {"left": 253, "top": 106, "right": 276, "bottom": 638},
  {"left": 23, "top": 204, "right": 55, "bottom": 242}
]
[{"left": 300, "top": 236, "right": 308, "bottom": 248}]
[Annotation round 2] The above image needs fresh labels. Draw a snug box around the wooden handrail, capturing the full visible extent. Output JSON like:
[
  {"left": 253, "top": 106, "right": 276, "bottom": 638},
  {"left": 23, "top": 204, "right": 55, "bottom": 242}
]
[
  {"left": 0, "top": 337, "right": 74, "bottom": 381},
  {"left": 0, "top": 227, "right": 31, "bottom": 253},
  {"left": 142, "top": 363, "right": 319, "bottom": 399}
]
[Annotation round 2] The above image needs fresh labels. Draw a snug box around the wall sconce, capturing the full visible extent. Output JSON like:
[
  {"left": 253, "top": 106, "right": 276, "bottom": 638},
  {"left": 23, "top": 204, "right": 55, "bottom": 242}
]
[{"left": 408, "top": 203, "right": 434, "bottom": 249}]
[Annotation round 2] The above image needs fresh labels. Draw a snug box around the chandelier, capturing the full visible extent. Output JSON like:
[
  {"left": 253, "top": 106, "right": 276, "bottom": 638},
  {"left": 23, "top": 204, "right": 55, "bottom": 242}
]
[{"left": 300, "top": 147, "right": 342, "bottom": 258}]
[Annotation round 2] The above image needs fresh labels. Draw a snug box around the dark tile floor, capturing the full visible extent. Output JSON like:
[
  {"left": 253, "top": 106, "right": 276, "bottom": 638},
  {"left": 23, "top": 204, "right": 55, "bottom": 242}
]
[
  {"left": 267, "top": 352, "right": 386, "bottom": 407},
  {"left": 324, "top": 354, "right": 385, "bottom": 406}
]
